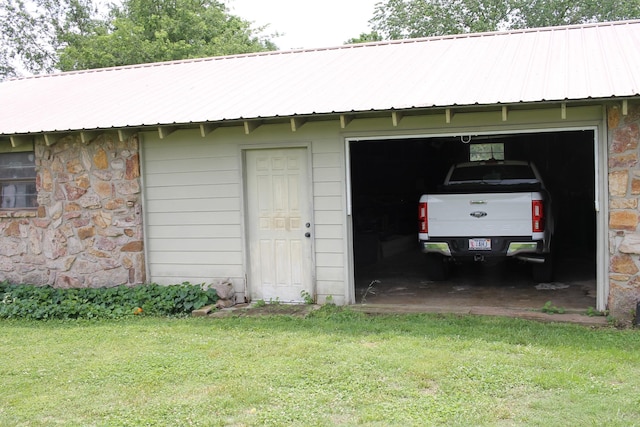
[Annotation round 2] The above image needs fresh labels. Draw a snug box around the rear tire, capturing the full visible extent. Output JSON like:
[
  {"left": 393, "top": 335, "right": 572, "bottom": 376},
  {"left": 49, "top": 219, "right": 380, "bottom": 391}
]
[
  {"left": 424, "top": 254, "right": 450, "bottom": 281},
  {"left": 532, "top": 255, "right": 554, "bottom": 282}
]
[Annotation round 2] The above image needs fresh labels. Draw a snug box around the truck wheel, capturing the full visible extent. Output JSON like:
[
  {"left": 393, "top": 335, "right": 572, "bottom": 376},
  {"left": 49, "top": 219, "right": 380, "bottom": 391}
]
[
  {"left": 532, "top": 255, "right": 554, "bottom": 282},
  {"left": 424, "top": 254, "right": 450, "bottom": 281}
]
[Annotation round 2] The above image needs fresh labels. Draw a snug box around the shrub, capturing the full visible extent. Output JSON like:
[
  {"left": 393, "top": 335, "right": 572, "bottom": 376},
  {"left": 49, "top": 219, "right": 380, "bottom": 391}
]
[{"left": 0, "top": 281, "right": 218, "bottom": 320}]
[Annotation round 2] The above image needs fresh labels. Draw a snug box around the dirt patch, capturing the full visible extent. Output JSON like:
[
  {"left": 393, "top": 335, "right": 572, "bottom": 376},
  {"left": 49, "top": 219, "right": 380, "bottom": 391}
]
[{"left": 207, "top": 303, "right": 320, "bottom": 318}]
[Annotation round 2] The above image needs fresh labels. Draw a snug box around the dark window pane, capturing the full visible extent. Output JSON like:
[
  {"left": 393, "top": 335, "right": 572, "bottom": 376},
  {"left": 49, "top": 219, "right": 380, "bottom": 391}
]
[
  {"left": 0, "top": 152, "right": 36, "bottom": 180},
  {"left": 1, "top": 182, "right": 37, "bottom": 209}
]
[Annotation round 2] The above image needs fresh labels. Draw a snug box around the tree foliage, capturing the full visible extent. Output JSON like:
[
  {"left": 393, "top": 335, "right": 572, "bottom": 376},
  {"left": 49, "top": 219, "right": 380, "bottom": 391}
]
[
  {"left": 344, "top": 31, "right": 383, "bottom": 45},
  {"left": 370, "top": 0, "right": 640, "bottom": 39},
  {"left": 0, "top": 0, "right": 100, "bottom": 77},
  {"left": 0, "top": 0, "right": 276, "bottom": 78},
  {"left": 58, "top": 0, "right": 277, "bottom": 71}
]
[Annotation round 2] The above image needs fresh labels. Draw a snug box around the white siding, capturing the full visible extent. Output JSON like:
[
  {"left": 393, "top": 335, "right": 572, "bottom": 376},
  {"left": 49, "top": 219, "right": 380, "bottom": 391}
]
[
  {"left": 140, "top": 105, "right": 604, "bottom": 304},
  {"left": 141, "top": 129, "right": 245, "bottom": 290},
  {"left": 311, "top": 137, "right": 348, "bottom": 304},
  {"left": 141, "top": 122, "right": 350, "bottom": 302}
]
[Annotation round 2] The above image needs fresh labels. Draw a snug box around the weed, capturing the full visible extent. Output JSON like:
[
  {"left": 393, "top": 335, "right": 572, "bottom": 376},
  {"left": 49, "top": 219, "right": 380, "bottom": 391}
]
[
  {"left": 253, "top": 299, "right": 266, "bottom": 308},
  {"left": 541, "top": 301, "right": 565, "bottom": 314},
  {"left": 586, "top": 306, "right": 608, "bottom": 317},
  {"left": 300, "top": 290, "right": 314, "bottom": 305},
  {"left": 0, "top": 282, "right": 217, "bottom": 320},
  {"left": 324, "top": 295, "right": 334, "bottom": 305},
  {"left": 361, "top": 279, "right": 380, "bottom": 304}
]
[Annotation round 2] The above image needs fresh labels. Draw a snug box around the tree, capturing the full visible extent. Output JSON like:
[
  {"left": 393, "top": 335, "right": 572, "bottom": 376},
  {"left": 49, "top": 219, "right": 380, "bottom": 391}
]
[
  {"left": 58, "top": 0, "right": 277, "bottom": 71},
  {"left": 344, "top": 31, "right": 383, "bottom": 45},
  {"left": 0, "top": 0, "right": 100, "bottom": 77},
  {"left": 369, "top": 0, "right": 640, "bottom": 39},
  {"left": 0, "top": 0, "right": 276, "bottom": 78}
]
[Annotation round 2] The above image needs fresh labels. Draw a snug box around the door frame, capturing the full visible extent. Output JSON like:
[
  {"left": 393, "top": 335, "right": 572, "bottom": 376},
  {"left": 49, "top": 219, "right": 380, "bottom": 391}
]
[
  {"left": 344, "top": 123, "right": 607, "bottom": 311},
  {"left": 240, "top": 142, "right": 316, "bottom": 303}
]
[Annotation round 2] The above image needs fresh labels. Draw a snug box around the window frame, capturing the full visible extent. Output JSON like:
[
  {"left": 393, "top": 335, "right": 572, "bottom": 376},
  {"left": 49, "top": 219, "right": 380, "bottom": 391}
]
[{"left": 0, "top": 142, "right": 37, "bottom": 210}]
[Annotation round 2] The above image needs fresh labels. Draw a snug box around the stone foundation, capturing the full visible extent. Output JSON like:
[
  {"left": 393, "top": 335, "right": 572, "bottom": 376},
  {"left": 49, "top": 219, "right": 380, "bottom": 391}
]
[
  {"left": 0, "top": 133, "right": 145, "bottom": 288},
  {"left": 608, "top": 102, "right": 640, "bottom": 322}
]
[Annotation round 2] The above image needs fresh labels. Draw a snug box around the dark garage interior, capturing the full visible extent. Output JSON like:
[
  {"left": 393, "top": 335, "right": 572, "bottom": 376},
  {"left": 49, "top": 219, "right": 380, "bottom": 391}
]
[{"left": 349, "top": 130, "right": 598, "bottom": 311}]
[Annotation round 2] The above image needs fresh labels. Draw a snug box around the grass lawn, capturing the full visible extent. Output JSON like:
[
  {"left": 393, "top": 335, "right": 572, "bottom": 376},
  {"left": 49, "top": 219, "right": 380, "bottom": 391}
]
[{"left": 1, "top": 308, "right": 639, "bottom": 426}]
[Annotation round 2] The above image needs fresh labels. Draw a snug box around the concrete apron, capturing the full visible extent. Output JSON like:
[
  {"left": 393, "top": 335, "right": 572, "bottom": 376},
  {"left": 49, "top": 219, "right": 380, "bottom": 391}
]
[{"left": 353, "top": 250, "right": 607, "bottom": 326}]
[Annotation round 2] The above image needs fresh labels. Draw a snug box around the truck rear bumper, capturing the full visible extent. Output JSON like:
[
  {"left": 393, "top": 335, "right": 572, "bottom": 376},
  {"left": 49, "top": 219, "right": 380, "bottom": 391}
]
[{"left": 420, "top": 236, "right": 545, "bottom": 260}]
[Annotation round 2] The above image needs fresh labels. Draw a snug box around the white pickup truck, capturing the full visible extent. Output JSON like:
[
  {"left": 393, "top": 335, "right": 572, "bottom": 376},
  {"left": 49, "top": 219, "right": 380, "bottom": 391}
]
[{"left": 418, "top": 160, "right": 554, "bottom": 281}]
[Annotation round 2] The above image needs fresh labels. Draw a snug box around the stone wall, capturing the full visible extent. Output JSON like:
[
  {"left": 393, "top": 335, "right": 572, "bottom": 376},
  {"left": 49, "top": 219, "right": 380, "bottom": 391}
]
[
  {"left": 608, "top": 102, "right": 640, "bottom": 321},
  {"left": 0, "top": 133, "right": 145, "bottom": 288}
]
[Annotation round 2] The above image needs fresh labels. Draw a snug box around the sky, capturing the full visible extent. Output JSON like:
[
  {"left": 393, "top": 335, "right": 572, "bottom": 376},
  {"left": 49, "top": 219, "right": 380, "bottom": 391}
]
[{"left": 226, "top": 0, "right": 381, "bottom": 50}]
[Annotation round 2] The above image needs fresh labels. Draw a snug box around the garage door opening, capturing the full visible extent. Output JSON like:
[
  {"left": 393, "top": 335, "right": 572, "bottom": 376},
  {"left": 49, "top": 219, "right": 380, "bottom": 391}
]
[{"left": 349, "top": 130, "right": 598, "bottom": 311}]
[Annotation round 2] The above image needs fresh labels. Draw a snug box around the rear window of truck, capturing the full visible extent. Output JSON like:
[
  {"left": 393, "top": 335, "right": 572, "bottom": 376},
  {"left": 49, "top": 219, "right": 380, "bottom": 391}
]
[{"left": 448, "top": 164, "right": 536, "bottom": 183}]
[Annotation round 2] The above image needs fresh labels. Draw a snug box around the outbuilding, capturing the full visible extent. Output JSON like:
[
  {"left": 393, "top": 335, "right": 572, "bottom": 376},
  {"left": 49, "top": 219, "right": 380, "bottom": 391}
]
[{"left": 1, "top": 20, "right": 639, "bottom": 321}]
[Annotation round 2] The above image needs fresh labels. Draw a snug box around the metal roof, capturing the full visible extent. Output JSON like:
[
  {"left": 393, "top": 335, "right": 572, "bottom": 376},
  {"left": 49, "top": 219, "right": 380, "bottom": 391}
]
[{"left": 1, "top": 20, "right": 640, "bottom": 136}]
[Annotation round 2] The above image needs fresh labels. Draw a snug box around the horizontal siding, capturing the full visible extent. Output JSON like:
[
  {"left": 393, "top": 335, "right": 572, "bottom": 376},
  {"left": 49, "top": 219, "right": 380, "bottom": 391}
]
[
  {"left": 147, "top": 224, "right": 241, "bottom": 239},
  {"left": 146, "top": 183, "right": 237, "bottom": 200},
  {"left": 314, "top": 239, "right": 344, "bottom": 253},
  {"left": 313, "top": 167, "right": 343, "bottom": 182},
  {"left": 147, "top": 238, "right": 242, "bottom": 252},
  {"left": 313, "top": 181, "right": 342, "bottom": 196},
  {"left": 146, "top": 211, "right": 241, "bottom": 226},
  {"left": 142, "top": 131, "right": 245, "bottom": 286},
  {"left": 144, "top": 170, "right": 239, "bottom": 187},
  {"left": 313, "top": 152, "right": 343, "bottom": 168},
  {"left": 316, "top": 253, "right": 345, "bottom": 267},
  {"left": 149, "top": 270, "right": 242, "bottom": 284},
  {"left": 144, "top": 156, "right": 237, "bottom": 173},
  {"left": 314, "top": 211, "right": 343, "bottom": 225},
  {"left": 142, "top": 123, "right": 352, "bottom": 301},
  {"left": 316, "top": 280, "right": 345, "bottom": 296},
  {"left": 146, "top": 197, "right": 240, "bottom": 213},
  {"left": 150, "top": 251, "right": 242, "bottom": 265},
  {"left": 314, "top": 196, "right": 343, "bottom": 211},
  {"left": 312, "top": 138, "right": 348, "bottom": 299},
  {"left": 316, "top": 266, "right": 345, "bottom": 281}
]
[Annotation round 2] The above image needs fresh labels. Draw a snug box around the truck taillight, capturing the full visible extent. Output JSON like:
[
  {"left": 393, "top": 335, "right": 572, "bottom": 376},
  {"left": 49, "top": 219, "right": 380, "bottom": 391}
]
[
  {"left": 418, "top": 202, "right": 428, "bottom": 233},
  {"left": 532, "top": 200, "right": 544, "bottom": 232}
]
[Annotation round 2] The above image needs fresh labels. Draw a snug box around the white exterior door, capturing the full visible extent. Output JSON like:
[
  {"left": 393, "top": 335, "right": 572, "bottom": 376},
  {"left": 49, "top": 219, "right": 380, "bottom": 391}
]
[{"left": 245, "top": 148, "right": 313, "bottom": 303}]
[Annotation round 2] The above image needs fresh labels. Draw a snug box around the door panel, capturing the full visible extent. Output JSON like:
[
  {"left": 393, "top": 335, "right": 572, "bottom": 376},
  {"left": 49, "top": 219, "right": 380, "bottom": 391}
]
[{"left": 246, "top": 148, "right": 313, "bottom": 302}]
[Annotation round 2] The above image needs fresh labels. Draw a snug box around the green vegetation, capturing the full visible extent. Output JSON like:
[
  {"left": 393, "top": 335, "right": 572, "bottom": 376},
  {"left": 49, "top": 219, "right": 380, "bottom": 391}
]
[
  {"left": 0, "top": 281, "right": 217, "bottom": 319},
  {"left": 370, "top": 0, "right": 640, "bottom": 40},
  {"left": 541, "top": 301, "right": 565, "bottom": 314},
  {"left": 300, "top": 289, "right": 314, "bottom": 305},
  {"left": 0, "top": 0, "right": 277, "bottom": 79},
  {"left": 1, "top": 307, "right": 639, "bottom": 425}
]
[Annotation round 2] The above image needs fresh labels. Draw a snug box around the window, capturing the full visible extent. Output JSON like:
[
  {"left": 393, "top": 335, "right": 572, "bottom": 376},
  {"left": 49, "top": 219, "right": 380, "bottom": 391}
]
[
  {"left": 449, "top": 164, "right": 536, "bottom": 183},
  {"left": 469, "top": 143, "right": 504, "bottom": 161},
  {"left": 0, "top": 145, "right": 37, "bottom": 209}
]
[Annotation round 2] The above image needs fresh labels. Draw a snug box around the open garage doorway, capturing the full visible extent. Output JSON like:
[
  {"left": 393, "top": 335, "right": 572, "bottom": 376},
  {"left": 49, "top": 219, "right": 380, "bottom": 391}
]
[{"left": 349, "top": 130, "right": 598, "bottom": 312}]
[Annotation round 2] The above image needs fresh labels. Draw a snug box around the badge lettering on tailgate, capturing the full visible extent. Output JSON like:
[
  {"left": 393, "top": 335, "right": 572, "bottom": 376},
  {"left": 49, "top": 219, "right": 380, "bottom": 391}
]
[{"left": 470, "top": 211, "right": 487, "bottom": 218}]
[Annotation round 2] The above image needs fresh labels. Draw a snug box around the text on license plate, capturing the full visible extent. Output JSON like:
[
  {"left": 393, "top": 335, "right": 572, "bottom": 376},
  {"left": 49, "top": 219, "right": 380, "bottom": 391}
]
[{"left": 469, "top": 238, "right": 491, "bottom": 250}]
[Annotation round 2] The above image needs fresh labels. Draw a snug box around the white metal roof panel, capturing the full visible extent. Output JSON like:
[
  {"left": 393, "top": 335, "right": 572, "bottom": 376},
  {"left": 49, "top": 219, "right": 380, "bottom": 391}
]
[{"left": 1, "top": 20, "right": 639, "bottom": 135}]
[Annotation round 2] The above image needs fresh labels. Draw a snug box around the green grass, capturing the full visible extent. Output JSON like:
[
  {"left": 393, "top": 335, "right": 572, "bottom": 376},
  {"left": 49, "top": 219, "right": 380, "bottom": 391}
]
[{"left": 1, "top": 309, "right": 639, "bottom": 426}]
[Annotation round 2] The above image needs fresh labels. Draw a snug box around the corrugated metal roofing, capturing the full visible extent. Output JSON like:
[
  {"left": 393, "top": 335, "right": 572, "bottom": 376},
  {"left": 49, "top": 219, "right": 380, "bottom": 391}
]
[{"left": 1, "top": 20, "right": 640, "bottom": 136}]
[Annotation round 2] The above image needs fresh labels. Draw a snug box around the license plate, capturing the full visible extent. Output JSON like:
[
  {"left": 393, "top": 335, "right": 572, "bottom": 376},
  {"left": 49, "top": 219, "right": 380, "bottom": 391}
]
[{"left": 469, "top": 238, "right": 491, "bottom": 250}]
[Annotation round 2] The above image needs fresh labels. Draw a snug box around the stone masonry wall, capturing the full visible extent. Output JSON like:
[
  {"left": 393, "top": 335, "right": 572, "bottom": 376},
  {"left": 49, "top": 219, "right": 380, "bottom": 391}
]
[
  {"left": 608, "top": 102, "right": 640, "bottom": 322},
  {"left": 0, "top": 133, "right": 145, "bottom": 288}
]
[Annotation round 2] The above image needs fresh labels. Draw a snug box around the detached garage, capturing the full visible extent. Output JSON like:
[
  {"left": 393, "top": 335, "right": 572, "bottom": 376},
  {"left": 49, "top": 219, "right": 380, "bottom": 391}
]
[{"left": 0, "top": 20, "right": 639, "bottom": 321}]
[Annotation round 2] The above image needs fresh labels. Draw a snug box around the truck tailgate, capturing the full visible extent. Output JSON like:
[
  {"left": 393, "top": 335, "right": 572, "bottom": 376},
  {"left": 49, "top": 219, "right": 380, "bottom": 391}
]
[{"left": 426, "top": 192, "right": 534, "bottom": 237}]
